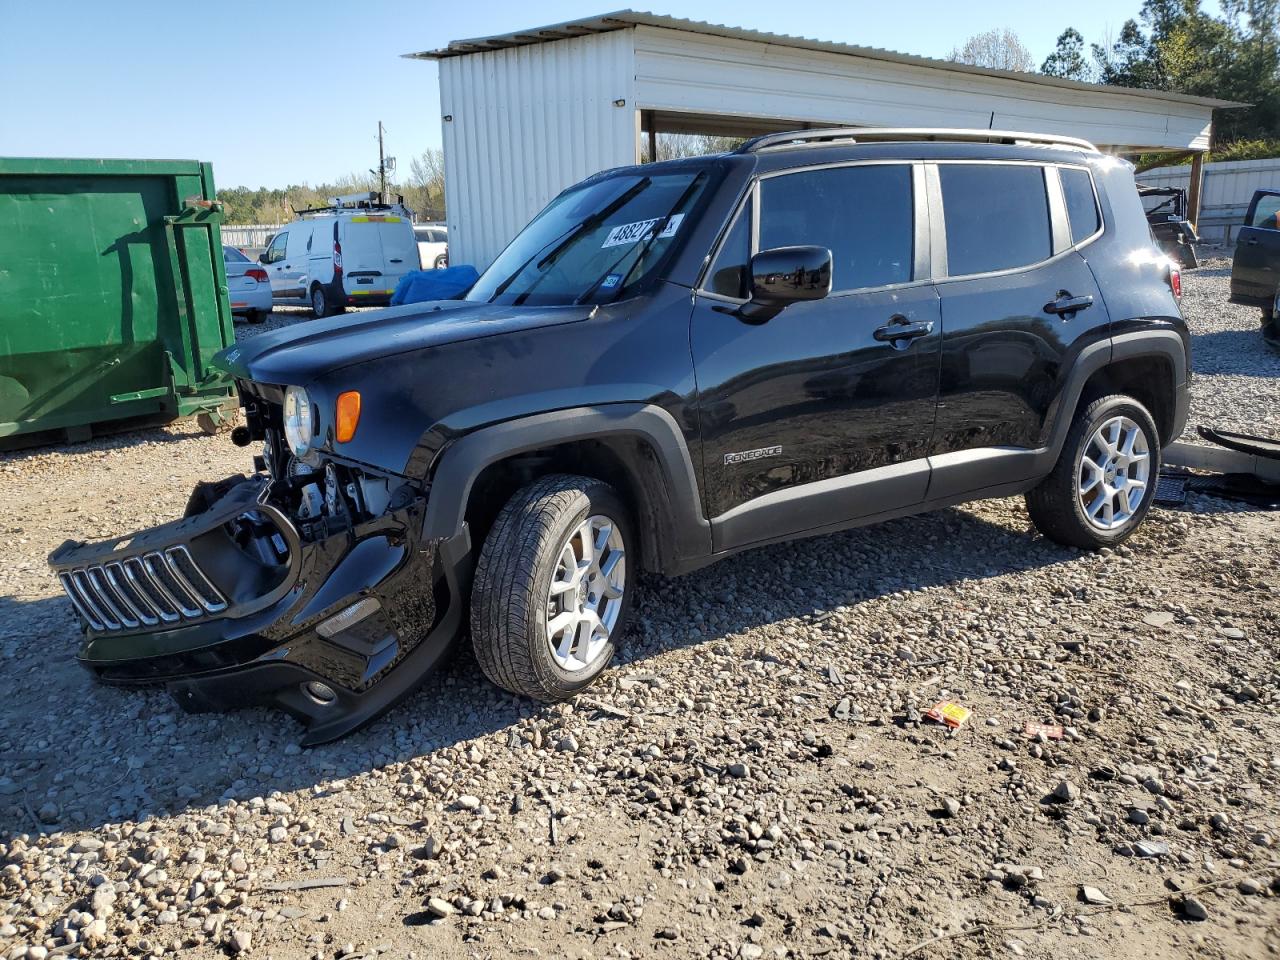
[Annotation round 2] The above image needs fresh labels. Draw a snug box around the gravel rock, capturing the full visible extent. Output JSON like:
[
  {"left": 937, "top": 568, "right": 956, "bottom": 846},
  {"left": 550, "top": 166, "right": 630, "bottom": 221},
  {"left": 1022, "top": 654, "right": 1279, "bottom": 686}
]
[{"left": 427, "top": 897, "right": 455, "bottom": 918}]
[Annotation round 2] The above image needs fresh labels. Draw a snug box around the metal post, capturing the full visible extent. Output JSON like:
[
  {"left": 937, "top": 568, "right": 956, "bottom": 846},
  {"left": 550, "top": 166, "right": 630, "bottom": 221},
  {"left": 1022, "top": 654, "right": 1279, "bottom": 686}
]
[
  {"left": 1187, "top": 151, "right": 1205, "bottom": 232},
  {"left": 378, "top": 121, "right": 387, "bottom": 201},
  {"left": 645, "top": 111, "right": 657, "bottom": 164}
]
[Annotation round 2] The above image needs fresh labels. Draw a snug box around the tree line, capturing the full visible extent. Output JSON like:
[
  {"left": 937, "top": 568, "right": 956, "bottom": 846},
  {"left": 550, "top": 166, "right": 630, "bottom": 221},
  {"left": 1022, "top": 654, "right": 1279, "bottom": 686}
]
[
  {"left": 1038, "top": 0, "right": 1278, "bottom": 156},
  {"left": 219, "top": 148, "right": 445, "bottom": 225}
]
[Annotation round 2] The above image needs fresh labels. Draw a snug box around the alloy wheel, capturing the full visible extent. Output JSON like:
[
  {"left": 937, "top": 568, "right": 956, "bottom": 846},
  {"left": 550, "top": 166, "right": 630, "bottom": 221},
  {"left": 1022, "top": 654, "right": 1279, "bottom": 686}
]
[
  {"left": 1078, "top": 415, "right": 1151, "bottom": 530},
  {"left": 545, "top": 515, "right": 626, "bottom": 672}
]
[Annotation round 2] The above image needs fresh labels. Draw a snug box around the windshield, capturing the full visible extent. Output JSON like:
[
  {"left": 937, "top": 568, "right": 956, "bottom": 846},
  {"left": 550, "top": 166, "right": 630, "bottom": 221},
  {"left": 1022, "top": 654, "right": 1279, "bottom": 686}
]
[{"left": 467, "top": 169, "right": 712, "bottom": 306}]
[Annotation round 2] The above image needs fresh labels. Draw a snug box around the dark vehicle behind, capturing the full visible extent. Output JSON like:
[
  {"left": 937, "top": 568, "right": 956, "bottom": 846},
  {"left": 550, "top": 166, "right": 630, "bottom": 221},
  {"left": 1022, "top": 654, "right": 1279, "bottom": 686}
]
[
  {"left": 1138, "top": 183, "right": 1199, "bottom": 268},
  {"left": 1230, "top": 188, "right": 1280, "bottom": 346}
]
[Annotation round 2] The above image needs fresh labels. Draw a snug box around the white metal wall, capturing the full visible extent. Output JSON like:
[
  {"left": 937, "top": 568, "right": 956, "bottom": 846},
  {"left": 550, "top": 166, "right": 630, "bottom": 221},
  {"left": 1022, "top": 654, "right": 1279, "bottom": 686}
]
[
  {"left": 438, "top": 30, "right": 637, "bottom": 268},
  {"left": 1140, "top": 158, "right": 1280, "bottom": 242},
  {"left": 631, "top": 26, "right": 1213, "bottom": 153}
]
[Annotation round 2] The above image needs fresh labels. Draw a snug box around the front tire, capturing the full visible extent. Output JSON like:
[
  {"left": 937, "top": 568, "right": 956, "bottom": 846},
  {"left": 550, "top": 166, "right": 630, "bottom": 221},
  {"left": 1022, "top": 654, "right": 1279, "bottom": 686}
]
[
  {"left": 434, "top": 253, "right": 448, "bottom": 270},
  {"left": 1026, "top": 395, "right": 1161, "bottom": 549},
  {"left": 470, "top": 474, "right": 634, "bottom": 701}
]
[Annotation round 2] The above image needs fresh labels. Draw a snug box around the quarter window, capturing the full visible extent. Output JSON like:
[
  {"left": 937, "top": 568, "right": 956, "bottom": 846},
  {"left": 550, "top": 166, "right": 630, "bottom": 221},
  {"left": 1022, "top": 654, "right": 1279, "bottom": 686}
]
[
  {"left": 706, "top": 204, "right": 751, "bottom": 298},
  {"left": 1060, "top": 168, "right": 1101, "bottom": 244},
  {"left": 759, "top": 164, "right": 913, "bottom": 292},
  {"left": 940, "top": 164, "right": 1051, "bottom": 275}
]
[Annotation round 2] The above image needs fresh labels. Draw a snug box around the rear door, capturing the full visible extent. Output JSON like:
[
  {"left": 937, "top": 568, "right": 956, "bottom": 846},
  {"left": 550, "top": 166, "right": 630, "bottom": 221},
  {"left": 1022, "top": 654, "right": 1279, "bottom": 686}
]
[
  {"left": 343, "top": 215, "right": 416, "bottom": 299},
  {"left": 1231, "top": 190, "right": 1280, "bottom": 307},
  {"left": 927, "top": 161, "right": 1110, "bottom": 499}
]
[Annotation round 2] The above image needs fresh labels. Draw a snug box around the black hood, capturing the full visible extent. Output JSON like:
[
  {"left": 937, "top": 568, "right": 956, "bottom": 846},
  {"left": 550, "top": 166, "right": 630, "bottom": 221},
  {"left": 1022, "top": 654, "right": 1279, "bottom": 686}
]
[{"left": 215, "top": 300, "right": 595, "bottom": 386}]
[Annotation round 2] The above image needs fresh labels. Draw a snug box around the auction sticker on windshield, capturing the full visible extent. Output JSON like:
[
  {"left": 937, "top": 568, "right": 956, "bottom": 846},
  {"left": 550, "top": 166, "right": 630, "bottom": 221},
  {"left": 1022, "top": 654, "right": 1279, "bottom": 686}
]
[{"left": 602, "top": 214, "right": 684, "bottom": 248}]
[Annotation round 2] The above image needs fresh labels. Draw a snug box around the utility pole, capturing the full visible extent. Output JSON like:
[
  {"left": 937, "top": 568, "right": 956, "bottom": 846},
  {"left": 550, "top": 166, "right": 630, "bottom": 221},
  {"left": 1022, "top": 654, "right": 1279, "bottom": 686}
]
[{"left": 377, "top": 121, "right": 387, "bottom": 201}]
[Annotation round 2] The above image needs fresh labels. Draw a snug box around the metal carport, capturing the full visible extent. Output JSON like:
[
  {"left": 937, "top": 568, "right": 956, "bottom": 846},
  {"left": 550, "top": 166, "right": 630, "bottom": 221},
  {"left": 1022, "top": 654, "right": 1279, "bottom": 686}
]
[{"left": 407, "top": 9, "right": 1239, "bottom": 269}]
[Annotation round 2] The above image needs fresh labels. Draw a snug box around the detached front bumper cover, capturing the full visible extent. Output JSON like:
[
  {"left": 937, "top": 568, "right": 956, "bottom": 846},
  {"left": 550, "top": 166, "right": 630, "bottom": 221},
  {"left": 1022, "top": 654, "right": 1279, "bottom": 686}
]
[
  {"left": 48, "top": 474, "right": 471, "bottom": 744},
  {"left": 50, "top": 478, "right": 299, "bottom": 635}
]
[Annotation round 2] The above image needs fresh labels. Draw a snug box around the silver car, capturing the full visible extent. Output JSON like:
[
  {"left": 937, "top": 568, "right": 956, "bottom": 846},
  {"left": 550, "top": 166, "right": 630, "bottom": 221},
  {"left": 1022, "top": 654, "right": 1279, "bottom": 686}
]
[{"left": 223, "top": 245, "right": 273, "bottom": 323}]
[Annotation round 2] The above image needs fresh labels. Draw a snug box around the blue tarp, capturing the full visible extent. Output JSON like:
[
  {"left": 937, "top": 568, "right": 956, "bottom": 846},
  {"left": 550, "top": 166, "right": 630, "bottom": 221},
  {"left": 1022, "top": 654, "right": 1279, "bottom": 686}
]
[{"left": 391, "top": 265, "right": 480, "bottom": 306}]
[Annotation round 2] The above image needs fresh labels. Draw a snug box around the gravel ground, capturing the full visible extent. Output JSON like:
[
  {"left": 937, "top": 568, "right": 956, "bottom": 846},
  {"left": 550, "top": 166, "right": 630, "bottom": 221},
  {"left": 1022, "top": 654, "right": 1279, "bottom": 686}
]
[{"left": 0, "top": 265, "right": 1277, "bottom": 960}]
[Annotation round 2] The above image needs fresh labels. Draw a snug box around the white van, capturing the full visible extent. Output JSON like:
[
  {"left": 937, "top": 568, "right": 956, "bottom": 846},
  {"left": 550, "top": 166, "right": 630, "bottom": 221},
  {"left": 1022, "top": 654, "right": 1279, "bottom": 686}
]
[{"left": 259, "top": 195, "right": 419, "bottom": 317}]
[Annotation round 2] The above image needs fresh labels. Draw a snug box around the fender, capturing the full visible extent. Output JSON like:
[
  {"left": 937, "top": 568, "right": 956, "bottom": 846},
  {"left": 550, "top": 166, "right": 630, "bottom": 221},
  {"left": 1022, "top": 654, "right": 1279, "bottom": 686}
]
[{"left": 421, "top": 403, "right": 712, "bottom": 573}]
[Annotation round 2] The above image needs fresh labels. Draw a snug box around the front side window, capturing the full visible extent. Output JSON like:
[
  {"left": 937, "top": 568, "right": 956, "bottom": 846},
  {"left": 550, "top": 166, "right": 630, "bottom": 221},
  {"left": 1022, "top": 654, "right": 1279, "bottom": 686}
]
[
  {"left": 264, "top": 233, "right": 287, "bottom": 264},
  {"left": 1250, "top": 193, "right": 1280, "bottom": 229},
  {"left": 468, "top": 169, "right": 713, "bottom": 306},
  {"left": 1060, "top": 167, "right": 1101, "bottom": 244},
  {"left": 759, "top": 164, "right": 913, "bottom": 292},
  {"left": 940, "top": 164, "right": 1051, "bottom": 276}
]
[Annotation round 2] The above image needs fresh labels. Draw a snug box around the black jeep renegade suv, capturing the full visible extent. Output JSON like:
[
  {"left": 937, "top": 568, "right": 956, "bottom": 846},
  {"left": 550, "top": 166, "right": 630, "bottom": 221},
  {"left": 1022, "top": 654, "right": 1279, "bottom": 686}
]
[{"left": 50, "top": 128, "right": 1189, "bottom": 743}]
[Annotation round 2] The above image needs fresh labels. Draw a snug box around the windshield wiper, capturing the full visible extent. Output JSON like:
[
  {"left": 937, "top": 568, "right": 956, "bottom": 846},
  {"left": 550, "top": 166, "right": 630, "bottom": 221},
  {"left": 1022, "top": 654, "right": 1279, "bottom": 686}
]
[
  {"left": 573, "top": 172, "right": 706, "bottom": 306},
  {"left": 489, "top": 177, "right": 652, "bottom": 303}
]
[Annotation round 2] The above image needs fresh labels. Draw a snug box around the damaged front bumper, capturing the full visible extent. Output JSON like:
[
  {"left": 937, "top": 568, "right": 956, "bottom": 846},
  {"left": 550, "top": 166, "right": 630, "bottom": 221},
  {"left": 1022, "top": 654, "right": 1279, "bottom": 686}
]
[{"left": 48, "top": 473, "right": 471, "bottom": 744}]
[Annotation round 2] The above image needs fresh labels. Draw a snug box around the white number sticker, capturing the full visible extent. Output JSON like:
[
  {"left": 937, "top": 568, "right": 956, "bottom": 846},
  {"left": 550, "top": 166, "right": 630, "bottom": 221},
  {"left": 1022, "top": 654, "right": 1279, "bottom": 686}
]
[{"left": 601, "top": 214, "right": 684, "bottom": 249}]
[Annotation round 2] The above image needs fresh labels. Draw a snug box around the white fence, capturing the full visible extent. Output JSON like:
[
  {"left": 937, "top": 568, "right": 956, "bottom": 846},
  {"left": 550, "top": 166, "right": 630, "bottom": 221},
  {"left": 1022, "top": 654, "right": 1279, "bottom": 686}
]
[
  {"left": 1139, "top": 157, "right": 1280, "bottom": 243},
  {"left": 220, "top": 223, "right": 284, "bottom": 250}
]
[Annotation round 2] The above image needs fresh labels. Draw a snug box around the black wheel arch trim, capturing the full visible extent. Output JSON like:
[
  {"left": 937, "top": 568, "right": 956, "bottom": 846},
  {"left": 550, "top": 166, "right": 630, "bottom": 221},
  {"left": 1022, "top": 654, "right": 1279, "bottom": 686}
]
[{"left": 421, "top": 403, "right": 712, "bottom": 574}]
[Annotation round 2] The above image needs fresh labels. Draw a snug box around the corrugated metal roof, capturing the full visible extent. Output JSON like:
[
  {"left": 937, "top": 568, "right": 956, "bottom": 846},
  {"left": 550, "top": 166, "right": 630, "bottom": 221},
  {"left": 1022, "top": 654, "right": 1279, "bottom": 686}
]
[{"left": 405, "top": 9, "right": 1243, "bottom": 110}]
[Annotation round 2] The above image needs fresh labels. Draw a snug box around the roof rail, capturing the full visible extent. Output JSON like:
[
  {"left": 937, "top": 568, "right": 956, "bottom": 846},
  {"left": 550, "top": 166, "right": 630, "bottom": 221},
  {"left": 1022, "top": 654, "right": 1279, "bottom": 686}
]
[{"left": 736, "top": 127, "right": 1098, "bottom": 154}]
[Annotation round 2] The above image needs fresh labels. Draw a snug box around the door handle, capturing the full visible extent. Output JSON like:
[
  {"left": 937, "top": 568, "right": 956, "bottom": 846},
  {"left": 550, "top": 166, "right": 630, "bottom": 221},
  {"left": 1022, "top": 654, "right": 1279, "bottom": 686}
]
[
  {"left": 1044, "top": 292, "right": 1094, "bottom": 316},
  {"left": 873, "top": 317, "right": 934, "bottom": 344},
  {"left": 1245, "top": 237, "right": 1259, "bottom": 245}
]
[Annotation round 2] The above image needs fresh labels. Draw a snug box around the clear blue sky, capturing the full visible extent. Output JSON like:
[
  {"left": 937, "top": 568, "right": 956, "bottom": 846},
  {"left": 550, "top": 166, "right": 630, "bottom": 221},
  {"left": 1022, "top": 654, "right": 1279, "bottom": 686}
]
[{"left": 0, "top": 0, "right": 1166, "bottom": 188}]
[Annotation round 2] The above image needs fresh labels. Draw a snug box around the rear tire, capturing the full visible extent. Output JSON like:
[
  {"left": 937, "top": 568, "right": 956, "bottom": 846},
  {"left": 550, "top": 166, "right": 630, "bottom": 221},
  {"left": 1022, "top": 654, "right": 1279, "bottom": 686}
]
[
  {"left": 434, "top": 253, "right": 448, "bottom": 270},
  {"left": 1026, "top": 394, "right": 1161, "bottom": 550},
  {"left": 246, "top": 310, "right": 267, "bottom": 325},
  {"left": 470, "top": 474, "right": 634, "bottom": 701},
  {"left": 311, "top": 284, "right": 343, "bottom": 318}
]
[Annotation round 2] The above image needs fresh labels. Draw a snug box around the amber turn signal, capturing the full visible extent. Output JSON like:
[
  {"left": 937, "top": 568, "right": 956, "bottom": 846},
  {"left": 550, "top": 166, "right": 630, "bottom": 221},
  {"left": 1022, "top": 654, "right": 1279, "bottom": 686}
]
[{"left": 335, "top": 391, "right": 361, "bottom": 443}]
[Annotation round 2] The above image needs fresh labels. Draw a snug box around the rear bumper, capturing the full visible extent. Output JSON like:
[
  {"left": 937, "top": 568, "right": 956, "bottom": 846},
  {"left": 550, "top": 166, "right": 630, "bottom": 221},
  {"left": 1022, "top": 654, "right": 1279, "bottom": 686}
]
[
  {"left": 48, "top": 474, "right": 471, "bottom": 744},
  {"left": 229, "top": 286, "right": 273, "bottom": 313},
  {"left": 345, "top": 286, "right": 396, "bottom": 307}
]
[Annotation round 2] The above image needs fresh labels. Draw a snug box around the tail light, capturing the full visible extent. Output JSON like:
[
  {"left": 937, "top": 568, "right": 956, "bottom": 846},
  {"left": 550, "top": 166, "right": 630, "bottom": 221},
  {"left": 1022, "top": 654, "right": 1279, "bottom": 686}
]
[
  {"left": 246, "top": 267, "right": 269, "bottom": 283},
  {"left": 1168, "top": 262, "right": 1182, "bottom": 300},
  {"left": 333, "top": 239, "right": 343, "bottom": 282}
]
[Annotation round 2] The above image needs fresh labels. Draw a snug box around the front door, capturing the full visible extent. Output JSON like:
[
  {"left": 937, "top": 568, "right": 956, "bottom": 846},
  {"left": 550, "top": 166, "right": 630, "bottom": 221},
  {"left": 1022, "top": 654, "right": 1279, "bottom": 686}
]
[
  {"left": 263, "top": 230, "right": 292, "bottom": 300},
  {"left": 691, "top": 162, "right": 941, "bottom": 552},
  {"left": 1231, "top": 190, "right": 1280, "bottom": 307}
]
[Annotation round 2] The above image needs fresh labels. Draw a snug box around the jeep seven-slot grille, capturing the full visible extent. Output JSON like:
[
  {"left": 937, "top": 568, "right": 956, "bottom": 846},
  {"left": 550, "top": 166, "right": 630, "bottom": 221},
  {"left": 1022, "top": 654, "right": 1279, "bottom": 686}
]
[{"left": 58, "top": 546, "right": 227, "bottom": 632}]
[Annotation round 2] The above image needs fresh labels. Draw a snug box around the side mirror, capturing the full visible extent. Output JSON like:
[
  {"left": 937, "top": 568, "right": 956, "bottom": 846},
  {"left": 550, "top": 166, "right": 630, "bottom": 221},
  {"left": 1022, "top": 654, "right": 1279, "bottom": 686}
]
[
  {"left": 258, "top": 252, "right": 268, "bottom": 264},
  {"left": 742, "top": 246, "right": 832, "bottom": 320}
]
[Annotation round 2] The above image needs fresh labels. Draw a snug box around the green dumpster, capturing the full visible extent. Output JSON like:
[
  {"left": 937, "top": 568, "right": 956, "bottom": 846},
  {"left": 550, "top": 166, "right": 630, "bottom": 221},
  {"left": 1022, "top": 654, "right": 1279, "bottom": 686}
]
[{"left": 0, "top": 157, "right": 236, "bottom": 448}]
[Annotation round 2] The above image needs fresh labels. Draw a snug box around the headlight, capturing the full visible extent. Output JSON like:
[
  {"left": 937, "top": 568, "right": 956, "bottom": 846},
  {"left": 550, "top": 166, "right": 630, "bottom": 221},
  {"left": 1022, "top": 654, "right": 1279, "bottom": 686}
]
[{"left": 283, "top": 385, "right": 315, "bottom": 457}]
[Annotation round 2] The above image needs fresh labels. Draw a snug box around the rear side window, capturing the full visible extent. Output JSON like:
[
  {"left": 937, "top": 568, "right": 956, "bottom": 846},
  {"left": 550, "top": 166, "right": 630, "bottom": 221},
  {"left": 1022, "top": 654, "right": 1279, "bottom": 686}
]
[
  {"left": 1250, "top": 194, "right": 1280, "bottom": 229},
  {"left": 940, "top": 164, "right": 1051, "bottom": 275},
  {"left": 759, "top": 164, "right": 914, "bottom": 292},
  {"left": 223, "top": 246, "right": 249, "bottom": 263},
  {"left": 706, "top": 204, "right": 751, "bottom": 298},
  {"left": 1060, "top": 168, "right": 1101, "bottom": 244}
]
